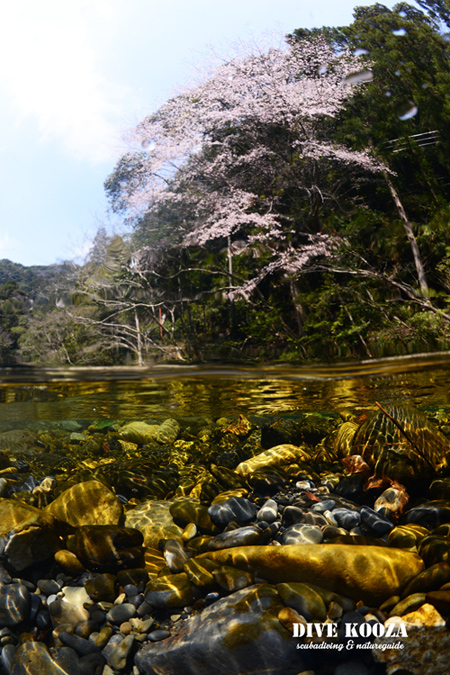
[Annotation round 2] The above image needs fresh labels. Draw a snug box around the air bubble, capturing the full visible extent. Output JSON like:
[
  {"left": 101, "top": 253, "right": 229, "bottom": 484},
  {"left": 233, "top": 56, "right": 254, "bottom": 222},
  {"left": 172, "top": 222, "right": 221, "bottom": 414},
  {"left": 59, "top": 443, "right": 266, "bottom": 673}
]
[
  {"left": 396, "top": 99, "right": 418, "bottom": 120},
  {"left": 344, "top": 69, "right": 374, "bottom": 85}
]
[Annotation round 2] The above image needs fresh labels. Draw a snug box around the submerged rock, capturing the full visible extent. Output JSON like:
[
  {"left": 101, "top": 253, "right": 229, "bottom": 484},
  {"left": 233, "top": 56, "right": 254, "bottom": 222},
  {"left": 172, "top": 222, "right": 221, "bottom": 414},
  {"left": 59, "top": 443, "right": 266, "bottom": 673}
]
[
  {"left": 125, "top": 500, "right": 183, "bottom": 549},
  {"left": 12, "top": 641, "right": 70, "bottom": 675},
  {"left": 374, "top": 610, "right": 450, "bottom": 674},
  {"left": 336, "top": 403, "right": 450, "bottom": 483},
  {"left": 199, "top": 544, "right": 424, "bottom": 605},
  {"left": 67, "top": 525, "right": 144, "bottom": 571},
  {"left": 235, "top": 444, "right": 311, "bottom": 477},
  {"left": 118, "top": 421, "right": 160, "bottom": 445},
  {"left": 145, "top": 572, "right": 194, "bottom": 608},
  {"left": 0, "top": 499, "right": 61, "bottom": 571},
  {"left": 44, "top": 480, "right": 123, "bottom": 527},
  {"left": 135, "top": 584, "right": 302, "bottom": 675}
]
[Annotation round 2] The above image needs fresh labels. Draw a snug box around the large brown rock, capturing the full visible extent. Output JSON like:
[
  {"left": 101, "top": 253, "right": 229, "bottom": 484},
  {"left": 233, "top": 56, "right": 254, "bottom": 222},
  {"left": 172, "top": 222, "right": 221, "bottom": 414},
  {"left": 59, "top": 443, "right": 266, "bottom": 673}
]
[
  {"left": 67, "top": 525, "right": 144, "bottom": 571},
  {"left": 0, "top": 499, "right": 61, "bottom": 571},
  {"left": 199, "top": 544, "right": 424, "bottom": 606},
  {"left": 235, "top": 444, "right": 311, "bottom": 477},
  {"left": 44, "top": 480, "right": 123, "bottom": 527}
]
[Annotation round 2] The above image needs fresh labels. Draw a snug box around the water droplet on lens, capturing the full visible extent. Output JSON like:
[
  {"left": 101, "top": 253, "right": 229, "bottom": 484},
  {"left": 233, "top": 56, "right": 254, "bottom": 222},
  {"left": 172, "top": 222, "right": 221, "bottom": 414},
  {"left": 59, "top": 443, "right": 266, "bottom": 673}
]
[
  {"left": 396, "top": 99, "right": 418, "bottom": 120},
  {"left": 393, "top": 28, "right": 407, "bottom": 36},
  {"left": 344, "top": 69, "right": 374, "bottom": 85}
]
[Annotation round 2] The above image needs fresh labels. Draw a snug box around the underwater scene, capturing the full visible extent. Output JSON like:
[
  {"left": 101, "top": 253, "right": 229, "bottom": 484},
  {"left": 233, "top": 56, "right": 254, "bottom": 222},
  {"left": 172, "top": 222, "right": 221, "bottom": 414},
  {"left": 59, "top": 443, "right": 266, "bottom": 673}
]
[{"left": 1, "top": 356, "right": 450, "bottom": 674}]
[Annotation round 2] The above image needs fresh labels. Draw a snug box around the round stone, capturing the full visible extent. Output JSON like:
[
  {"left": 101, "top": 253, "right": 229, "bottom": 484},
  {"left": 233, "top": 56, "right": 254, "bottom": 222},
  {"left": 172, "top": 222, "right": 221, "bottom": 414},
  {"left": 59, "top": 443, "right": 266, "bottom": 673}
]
[
  {"left": 276, "top": 582, "right": 327, "bottom": 621},
  {"left": 0, "top": 584, "right": 30, "bottom": 626},
  {"left": 54, "top": 550, "right": 85, "bottom": 576},
  {"left": 280, "top": 523, "right": 323, "bottom": 545},
  {"left": 360, "top": 506, "right": 393, "bottom": 537},
  {"left": 106, "top": 603, "right": 136, "bottom": 625},
  {"left": 235, "top": 444, "right": 311, "bottom": 477},
  {"left": 102, "top": 634, "right": 135, "bottom": 671},
  {"left": 406, "top": 501, "right": 450, "bottom": 530},
  {"left": 310, "top": 499, "right": 336, "bottom": 514},
  {"left": 163, "top": 539, "right": 189, "bottom": 573},
  {"left": 67, "top": 525, "right": 144, "bottom": 571},
  {"left": 45, "top": 480, "right": 124, "bottom": 527},
  {"left": 85, "top": 573, "right": 118, "bottom": 603},
  {"left": 207, "top": 526, "right": 261, "bottom": 550},
  {"left": 148, "top": 629, "right": 171, "bottom": 641},
  {"left": 207, "top": 497, "right": 257, "bottom": 528},
  {"left": 212, "top": 565, "right": 253, "bottom": 592},
  {"left": 332, "top": 507, "right": 361, "bottom": 531},
  {"left": 256, "top": 499, "right": 278, "bottom": 523},
  {"left": 145, "top": 573, "right": 194, "bottom": 608}
]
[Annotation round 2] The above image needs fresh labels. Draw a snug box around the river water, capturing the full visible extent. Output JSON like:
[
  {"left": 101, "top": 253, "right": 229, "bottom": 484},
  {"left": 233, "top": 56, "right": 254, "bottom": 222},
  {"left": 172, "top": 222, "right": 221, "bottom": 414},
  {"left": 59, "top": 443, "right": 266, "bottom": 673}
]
[
  {"left": 1, "top": 355, "right": 450, "bottom": 674},
  {"left": 1, "top": 352, "right": 450, "bottom": 424}
]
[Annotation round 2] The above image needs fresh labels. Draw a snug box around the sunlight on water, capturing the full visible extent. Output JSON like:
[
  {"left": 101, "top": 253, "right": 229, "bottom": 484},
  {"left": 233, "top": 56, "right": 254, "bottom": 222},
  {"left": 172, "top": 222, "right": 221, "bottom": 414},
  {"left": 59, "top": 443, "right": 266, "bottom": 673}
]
[{"left": 1, "top": 353, "right": 450, "bottom": 423}]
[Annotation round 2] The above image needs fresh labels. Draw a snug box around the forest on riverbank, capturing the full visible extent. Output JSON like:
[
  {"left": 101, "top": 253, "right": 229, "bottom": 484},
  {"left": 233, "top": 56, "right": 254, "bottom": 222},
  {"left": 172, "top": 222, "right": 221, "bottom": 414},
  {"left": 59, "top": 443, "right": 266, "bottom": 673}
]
[{"left": 2, "top": 1, "right": 450, "bottom": 366}]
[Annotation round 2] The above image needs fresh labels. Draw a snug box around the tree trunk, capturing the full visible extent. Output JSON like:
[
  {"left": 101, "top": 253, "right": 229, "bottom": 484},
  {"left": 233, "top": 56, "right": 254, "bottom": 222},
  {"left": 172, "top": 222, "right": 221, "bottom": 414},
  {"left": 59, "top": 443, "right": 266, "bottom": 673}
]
[
  {"left": 289, "top": 279, "right": 304, "bottom": 335},
  {"left": 134, "top": 308, "right": 143, "bottom": 366},
  {"left": 382, "top": 169, "right": 429, "bottom": 297}
]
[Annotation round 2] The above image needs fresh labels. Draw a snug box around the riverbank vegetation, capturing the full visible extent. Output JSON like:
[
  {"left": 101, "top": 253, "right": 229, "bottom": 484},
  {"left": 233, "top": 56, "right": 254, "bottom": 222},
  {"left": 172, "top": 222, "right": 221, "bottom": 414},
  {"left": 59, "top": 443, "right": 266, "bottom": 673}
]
[{"left": 2, "top": 1, "right": 450, "bottom": 366}]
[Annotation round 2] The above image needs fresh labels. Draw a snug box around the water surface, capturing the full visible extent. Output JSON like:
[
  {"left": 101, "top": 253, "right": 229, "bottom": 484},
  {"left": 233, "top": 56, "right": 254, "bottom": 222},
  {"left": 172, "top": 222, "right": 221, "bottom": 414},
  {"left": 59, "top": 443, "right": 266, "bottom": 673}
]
[{"left": 1, "top": 352, "right": 450, "bottom": 425}]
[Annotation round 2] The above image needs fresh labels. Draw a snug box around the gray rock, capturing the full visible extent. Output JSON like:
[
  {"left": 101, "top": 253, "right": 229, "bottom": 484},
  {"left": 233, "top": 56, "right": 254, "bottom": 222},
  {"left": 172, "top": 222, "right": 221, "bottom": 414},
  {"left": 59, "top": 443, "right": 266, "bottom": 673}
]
[
  {"left": 1, "top": 643, "right": 16, "bottom": 675},
  {"left": 332, "top": 507, "right": 361, "bottom": 530},
  {"left": 58, "top": 632, "right": 100, "bottom": 657},
  {"left": 280, "top": 523, "right": 323, "bottom": 545},
  {"left": 360, "top": 506, "right": 393, "bottom": 536},
  {"left": 256, "top": 499, "right": 278, "bottom": 523},
  {"left": 207, "top": 525, "right": 261, "bottom": 550},
  {"left": 11, "top": 641, "right": 70, "bottom": 674},
  {"left": 106, "top": 603, "right": 136, "bottom": 625},
  {"left": 103, "top": 634, "right": 135, "bottom": 671},
  {"left": 148, "top": 629, "right": 171, "bottom": 642},
  {"left": 0, "top": 584, "right": 30, "bottom": 627},
  {"left": 310, "top": 499, "right": 336, "bottom": 514},
  {"left": 163, "top": 539, "right": 188, "bottom": 573},
  {"left": 135, "top": 584, "right": 303, "bottom": 675},
  {"left": 208, "top": 497, "right": 257, "bottom": 528}
]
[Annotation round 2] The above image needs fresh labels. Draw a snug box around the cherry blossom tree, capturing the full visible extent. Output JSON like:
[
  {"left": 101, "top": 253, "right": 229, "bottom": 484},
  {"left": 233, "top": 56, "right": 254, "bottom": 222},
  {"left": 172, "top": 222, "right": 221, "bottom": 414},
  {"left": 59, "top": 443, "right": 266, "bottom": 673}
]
[{"left": 105, "top": 35, "right": 384, "bottom": 306}]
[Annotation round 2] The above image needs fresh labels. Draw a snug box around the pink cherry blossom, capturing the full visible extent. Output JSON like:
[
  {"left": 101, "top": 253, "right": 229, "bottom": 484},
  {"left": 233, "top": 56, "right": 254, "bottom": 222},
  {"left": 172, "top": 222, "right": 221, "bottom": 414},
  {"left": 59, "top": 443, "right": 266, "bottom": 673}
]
[{"left": 109, "top": 35, "right": 384, "bottom": 298}]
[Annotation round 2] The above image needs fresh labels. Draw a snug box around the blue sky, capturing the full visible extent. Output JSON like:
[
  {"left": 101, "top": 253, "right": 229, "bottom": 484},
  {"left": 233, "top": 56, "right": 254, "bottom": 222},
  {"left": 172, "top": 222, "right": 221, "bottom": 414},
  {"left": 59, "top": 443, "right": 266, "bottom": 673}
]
[{"left": 0, "top": 0, "right": 400, "bottom": 267}]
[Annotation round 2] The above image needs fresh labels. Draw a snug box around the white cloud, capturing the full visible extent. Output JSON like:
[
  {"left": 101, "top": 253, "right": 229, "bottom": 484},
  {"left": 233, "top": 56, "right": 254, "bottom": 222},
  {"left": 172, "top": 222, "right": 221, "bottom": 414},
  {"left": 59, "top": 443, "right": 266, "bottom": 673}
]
[{"left": 0, "top": 0, "right": 136, "bottom": 164}]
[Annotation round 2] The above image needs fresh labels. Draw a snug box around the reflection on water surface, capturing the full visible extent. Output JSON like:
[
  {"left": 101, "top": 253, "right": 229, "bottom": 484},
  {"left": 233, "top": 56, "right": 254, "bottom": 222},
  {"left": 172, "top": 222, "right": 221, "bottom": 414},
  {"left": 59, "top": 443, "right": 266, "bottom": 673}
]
[{"left": 1, "top": 352, "right": 450, "bottom": 423}]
